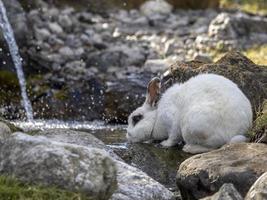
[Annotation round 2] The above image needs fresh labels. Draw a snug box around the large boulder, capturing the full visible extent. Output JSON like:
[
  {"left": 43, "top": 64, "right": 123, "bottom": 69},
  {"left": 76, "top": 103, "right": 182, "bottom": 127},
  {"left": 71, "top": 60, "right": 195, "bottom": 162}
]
[
  {"left": 0, "top": 132, "right": 117, "bottom": 199},
  {"left": 176, "top": 143, "right": 267, "bottom": 199},
  {"left": 112, "top": 160, "right": 175, "bottom": 200},
  {"left": 166, "top": 52, "right": 267, "bottom": 115},
  {"left": 115, "top": 143, "right": 189, "bottom": 189},
  {"left": 36, "top": 129, "right": 175, "bottom": 200},
  {"left": 245, "top": 172, "right": 267, "bottom": 200},
  {"left": 36, "top": 129, "right": 121, "bottom": 160}
]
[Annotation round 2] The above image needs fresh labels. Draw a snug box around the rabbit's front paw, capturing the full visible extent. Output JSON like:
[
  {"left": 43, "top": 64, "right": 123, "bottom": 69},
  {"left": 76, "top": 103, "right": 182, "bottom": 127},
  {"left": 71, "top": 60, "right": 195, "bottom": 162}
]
[{"left": 160, "top": 139, "right": 175, "bottom": 147}]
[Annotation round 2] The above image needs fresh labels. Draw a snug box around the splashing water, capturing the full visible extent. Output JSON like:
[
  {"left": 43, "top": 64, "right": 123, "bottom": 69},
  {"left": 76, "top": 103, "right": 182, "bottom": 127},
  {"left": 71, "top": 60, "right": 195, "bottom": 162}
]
[
  {"left": 0, "top": 0, "right": 33, "bottom": 121},
  {"left": 12, "top": 119, "right": 126, "bottom": 132}
]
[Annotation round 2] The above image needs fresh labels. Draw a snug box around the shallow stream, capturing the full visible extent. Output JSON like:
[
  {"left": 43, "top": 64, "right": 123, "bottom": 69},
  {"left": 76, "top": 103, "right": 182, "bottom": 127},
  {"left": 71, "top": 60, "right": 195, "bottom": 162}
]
[{"left": 13, "top": 120, "right": 190, "bottom": 191}]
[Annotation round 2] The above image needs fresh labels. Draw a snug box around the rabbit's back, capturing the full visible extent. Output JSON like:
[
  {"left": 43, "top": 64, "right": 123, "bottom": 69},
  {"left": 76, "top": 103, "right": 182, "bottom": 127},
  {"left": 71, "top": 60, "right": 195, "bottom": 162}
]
[{"left": 157, "top": 73, "right": 252, "bottom": 148}]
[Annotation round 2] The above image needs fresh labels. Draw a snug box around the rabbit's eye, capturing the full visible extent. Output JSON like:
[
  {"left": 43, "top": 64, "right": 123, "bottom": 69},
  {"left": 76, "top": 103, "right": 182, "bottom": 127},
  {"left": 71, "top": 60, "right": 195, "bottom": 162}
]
[{"left": 132, "top": 114, "right": 143, "bottom": 126}]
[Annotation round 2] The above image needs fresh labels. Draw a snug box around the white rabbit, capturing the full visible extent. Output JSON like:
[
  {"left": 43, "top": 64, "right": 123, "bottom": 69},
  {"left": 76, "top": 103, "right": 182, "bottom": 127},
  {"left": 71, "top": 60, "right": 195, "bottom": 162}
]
[{"left": 127, "top": 73, "right": 252, "bottom": 154}]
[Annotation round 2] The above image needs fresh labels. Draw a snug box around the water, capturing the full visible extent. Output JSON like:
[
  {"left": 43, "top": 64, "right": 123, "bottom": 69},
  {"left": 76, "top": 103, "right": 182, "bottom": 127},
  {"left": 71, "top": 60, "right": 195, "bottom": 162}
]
[
  {"left": 12, "top": 119, "right": 128, "bottom": 149},
  {"left": 12, "top": 119, "right": 126, "bottom": 132},
  {"left": 0, "top": 0, "right": 33, "bottom": 121}
]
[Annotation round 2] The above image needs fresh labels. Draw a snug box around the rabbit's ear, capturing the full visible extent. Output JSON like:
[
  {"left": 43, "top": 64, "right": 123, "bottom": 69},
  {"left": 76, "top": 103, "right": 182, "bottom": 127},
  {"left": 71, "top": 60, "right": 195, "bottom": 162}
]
[{"left": 146, "top": 77, "right": 161, "bottom": 107}]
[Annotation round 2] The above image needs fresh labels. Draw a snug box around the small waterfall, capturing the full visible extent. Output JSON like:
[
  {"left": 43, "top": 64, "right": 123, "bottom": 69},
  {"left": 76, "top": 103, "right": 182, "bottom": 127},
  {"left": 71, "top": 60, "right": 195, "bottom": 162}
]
[{"left": 0, "top": 0, "right": 33, "bottom": 121}]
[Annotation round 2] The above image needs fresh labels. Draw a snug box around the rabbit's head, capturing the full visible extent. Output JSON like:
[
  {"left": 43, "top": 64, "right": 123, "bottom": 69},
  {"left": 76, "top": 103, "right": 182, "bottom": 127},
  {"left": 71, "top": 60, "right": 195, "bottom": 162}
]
[{"left": 127, "top": 77, "right": 161, "bottom": 143}]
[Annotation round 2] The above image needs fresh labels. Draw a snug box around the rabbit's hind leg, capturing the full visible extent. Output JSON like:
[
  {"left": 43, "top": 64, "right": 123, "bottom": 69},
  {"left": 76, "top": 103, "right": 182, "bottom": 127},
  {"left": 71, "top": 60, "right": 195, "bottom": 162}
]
[{"left": 182, "top": 144, "right": 212, "bottom": 154}]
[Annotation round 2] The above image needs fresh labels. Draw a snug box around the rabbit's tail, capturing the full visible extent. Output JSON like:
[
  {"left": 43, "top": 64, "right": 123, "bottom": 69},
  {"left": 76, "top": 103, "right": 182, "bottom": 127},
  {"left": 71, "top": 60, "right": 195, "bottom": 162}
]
[{"left": 229, "top": 135, "right": 248, "bottom": 144}]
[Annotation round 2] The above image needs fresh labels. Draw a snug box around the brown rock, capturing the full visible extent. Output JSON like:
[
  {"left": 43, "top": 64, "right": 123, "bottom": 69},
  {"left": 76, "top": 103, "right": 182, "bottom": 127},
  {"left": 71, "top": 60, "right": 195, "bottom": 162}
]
[{"left": 176, "top": 143, "right": 267, "bottom": 199}]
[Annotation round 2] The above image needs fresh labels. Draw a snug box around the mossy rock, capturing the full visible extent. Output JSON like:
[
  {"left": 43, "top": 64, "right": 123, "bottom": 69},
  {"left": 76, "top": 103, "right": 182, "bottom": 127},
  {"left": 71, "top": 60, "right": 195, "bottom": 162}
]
[
  {"left": 165, "top": 52, "right": 267, "bottom": 117},
  {"left": 250, "top": 100, "right": 267, "bottom": 143},
  {"left": 0, "top": 175, "right": 91, "bottom": 200}
]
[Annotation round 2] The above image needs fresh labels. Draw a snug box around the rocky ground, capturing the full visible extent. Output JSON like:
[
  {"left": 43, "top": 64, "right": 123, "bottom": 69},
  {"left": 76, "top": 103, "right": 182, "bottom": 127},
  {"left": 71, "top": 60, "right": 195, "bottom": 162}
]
[
  {"left": 1, "top": 0, "right": 267, "bottom": 199},
  {"left": 0, "top": 118, "right": 267, "bottom": 200},
  {"left": 1, "top": 0, "right": 267, "bottom": 122}
]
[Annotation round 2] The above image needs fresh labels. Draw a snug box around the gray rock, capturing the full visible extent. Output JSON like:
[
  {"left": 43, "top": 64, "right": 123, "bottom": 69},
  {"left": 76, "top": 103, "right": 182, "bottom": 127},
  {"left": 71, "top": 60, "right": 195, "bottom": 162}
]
[
  {"left": 48, "top": 22, "right": 63, "bottom": 34},
  {"left": 201, "top": 184, "right": 243, "bottom": 200},
  {"left": 111, "top": 160, "right": 175, "bottom": 200},
  {"left": 34, "top": 27, "right": 51, "bottom": 41},
  {"left": 58, "top": 14, "right": 73, "bottom": 30},
  {"left": 143, "top": 59, "right": 172, "bottom": 73},
  {"left": 36, "top": 129, "right": 175, "bottom": 200},
  {"left": 36, "top": 129, "right": 121, "bottom": 160},
  {"left": 104, "top": 72, "right": 153, "bottom": 123},
  {"left": 209, "top": 12, "right": 267, "bottom": 40},
  {"left": 0, "top": 132, "right": 117, "bottom": 199},
  {"left": 176, "top": 143, "right": 267, "bottom": 199},
  {"left": 140, "top": 0, "right": 173, "bottom": 16},
  {"left": 0, "top": 121, "right": 11, "bottom": 139},
  {"left": 245, "top": 172, "right": 267, "bottom": 200}
]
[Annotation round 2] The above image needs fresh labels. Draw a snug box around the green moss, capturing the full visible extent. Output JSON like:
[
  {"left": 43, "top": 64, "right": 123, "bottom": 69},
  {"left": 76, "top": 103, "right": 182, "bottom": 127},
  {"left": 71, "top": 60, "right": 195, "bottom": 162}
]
[
  {"left": 0, "top": 70, "right": 20, "bottom": 104},
  {"left": 248, "top": 100, "right": 267, "bottom": 140},
  {"left": 53, "top": 89, "right": 69, "bottom": 101},
  {"left": 0, "top": 175, "right": 91, "bottom": 200},
  {"left": 220, "top": 0, "right": 267, "bottom": 15}
]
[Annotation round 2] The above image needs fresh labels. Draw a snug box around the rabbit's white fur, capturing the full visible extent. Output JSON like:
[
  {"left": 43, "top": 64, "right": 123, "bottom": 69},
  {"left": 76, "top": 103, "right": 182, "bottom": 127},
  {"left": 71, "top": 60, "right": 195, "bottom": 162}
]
[{"left": 127, "top": 73, "right": 252, "bottom": 154}]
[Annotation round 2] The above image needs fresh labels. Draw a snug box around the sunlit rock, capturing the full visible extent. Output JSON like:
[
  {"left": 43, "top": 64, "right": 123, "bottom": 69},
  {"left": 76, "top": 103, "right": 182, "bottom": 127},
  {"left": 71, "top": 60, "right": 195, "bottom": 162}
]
[
  {"left": 245, "top": 172, "right": 267, "bottom": 200},
  {"left": 0, "top": 132, "right": 117, "bottom": 199},
  {"left": 176, "top": 143, "right": 267, "bottom": 199},
  {"left": 140, "top": 0, "right": 173, "bottom": 16}
]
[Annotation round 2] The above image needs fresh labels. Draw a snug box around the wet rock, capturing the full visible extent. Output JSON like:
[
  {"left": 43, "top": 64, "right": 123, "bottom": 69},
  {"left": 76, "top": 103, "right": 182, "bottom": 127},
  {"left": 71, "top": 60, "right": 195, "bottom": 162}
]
[
  {"left": 0, "top": 132, "right": 117, "bottom": 199},
  {"left": 0, "top": 121, "right": 11, "bottom": 139},
  {"left": 35, "top": 128, "right": 175, "bottom": 200},
  {"left": 36, "top": 129, "right": 121, "bottom": 160},
  {"left": 140, "top": 0, "right": 173, "bottom": 16},
  {"left": 245, "top": 172, "right": 267, "bottom": 200},
  {"left": 104, "top": 72, "right": 154, "bottom": 123},
  {"left": 176, "top": 143, "right": 267, "bottom": 199},
  {"left": 168, "top": 52, "right": 267, "bottom": 114},
  {"left": 114, "top": 143, "right": 189, "bottom": 189},
  {"left": 112, "top": 160, "right": 175, "bottom": 200},
  {"left": 201, "top": 183, "right": 242, "bottom": 200}
]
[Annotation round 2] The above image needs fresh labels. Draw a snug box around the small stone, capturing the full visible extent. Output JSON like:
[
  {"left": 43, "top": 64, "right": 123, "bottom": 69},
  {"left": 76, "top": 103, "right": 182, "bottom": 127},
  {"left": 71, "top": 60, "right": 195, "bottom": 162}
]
[
  {"left": 143, "top": 59, "right": 172, "bottom": 73},
  {"left": 140, "top": 0, "right": 173, "bottom": 16},
  {"left": 48, "top": 22, "right": 63, "bottom": 34},
  {"left": 193, "top": 52, "right": 212, "bottom": 63},
  {"left": 0, "top": 121, "right": 11, "bottom": 140}
]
